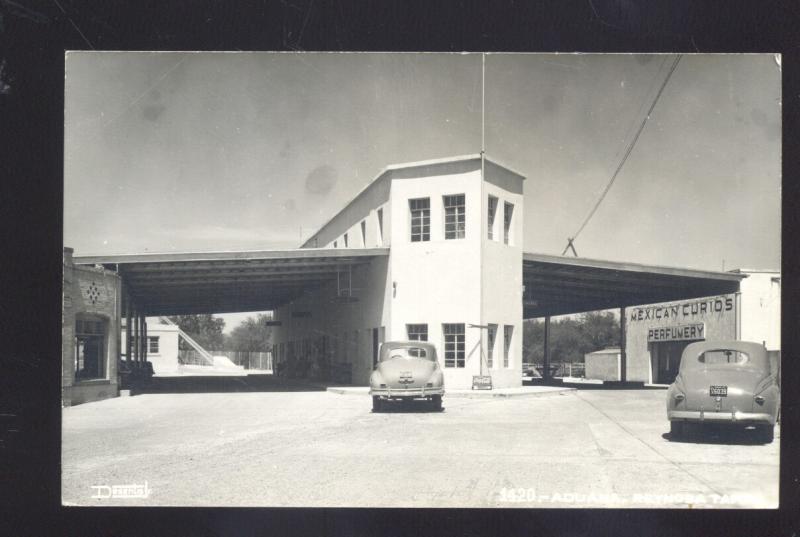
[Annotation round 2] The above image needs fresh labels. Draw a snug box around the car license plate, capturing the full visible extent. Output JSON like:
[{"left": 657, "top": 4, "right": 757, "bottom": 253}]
[{"left": 709, "top": 385, "right": 727, "bottom": 397}]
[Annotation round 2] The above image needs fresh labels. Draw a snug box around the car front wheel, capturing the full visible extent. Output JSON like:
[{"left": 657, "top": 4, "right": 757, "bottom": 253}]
[
  {"left": 430, "top": 395, "right": 443, "bottom": 412},
  {"left": 372, "top": 396, "right": 383, "bottom": 413}
]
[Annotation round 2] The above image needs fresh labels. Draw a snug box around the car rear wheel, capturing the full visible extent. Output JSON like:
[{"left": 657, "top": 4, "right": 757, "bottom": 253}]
[
  {"left": 755, "top": 424, "right": 774, "bottom": 444},
  {"left": 431, "top": 395, "right": 443, "bottom": 412},
  {"left": 670, "top": 421, "right": 685, "bottom": 439},
  {"left": 372, "top": 396, "right": 383, "bottom": 413}
]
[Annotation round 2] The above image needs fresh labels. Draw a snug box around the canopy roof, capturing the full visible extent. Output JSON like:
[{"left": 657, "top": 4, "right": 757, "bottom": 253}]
[
  {"left": 522, "top": 252, "right": 744, "bottom": 318},
  {"left": 74, "top": 248, "right": 744, "bottom": 317},
  {"left": 75, "top": 248, "right": 389, "bottom": 315}
]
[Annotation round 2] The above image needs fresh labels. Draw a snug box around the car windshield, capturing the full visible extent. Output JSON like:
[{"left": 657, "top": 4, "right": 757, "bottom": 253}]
[
  {"left": 380, "top": 347, "right": 430, "bottom": 361},
  {"left": 697, "top": 349, "right": 750, "bottom": 366}
]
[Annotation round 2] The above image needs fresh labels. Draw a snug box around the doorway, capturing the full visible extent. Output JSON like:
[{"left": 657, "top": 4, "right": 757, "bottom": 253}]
[{"left": 651, "top": 341, "right": 695, "bottom": 384}]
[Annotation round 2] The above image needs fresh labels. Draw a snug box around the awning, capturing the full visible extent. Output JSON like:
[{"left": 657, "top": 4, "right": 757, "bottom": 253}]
[
  {"left": 522, "top": 252, "right": 744, "bottom": 318},
  {"left": 75, "top": 248, "right": 390, "bottom": 315}
]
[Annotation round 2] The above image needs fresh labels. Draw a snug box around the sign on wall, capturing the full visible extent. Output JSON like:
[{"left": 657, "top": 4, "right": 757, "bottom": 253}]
[
  {"left": 647, "top": 323, "right": 705, "bottom": 343},
  {"left": 630, "top": 296, "right": 733, "bottom": 323}
]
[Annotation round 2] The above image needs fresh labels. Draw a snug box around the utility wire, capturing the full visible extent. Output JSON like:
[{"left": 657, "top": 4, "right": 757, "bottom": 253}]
[{"left": 562, "top": 54, "right": 682, "bottom": 256}]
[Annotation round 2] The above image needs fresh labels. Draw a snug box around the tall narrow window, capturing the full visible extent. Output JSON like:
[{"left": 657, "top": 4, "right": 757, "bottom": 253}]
[
  {"left": 360, "top": 220, "right": 366, "bottom": 247},
  {"left": 503, "top": 325, "right": 513, "bottom": 368},
  {"left": 503, "top": 202, "right": 514, "bottom": 245},
  {"left": 409, "top": 198, "right": 430, "bottom": 242},
  {"left": 487, "top": 324, "right": 497, "bottom": 368},
  {"left": 443, "top": 194, "right": 466, "bottom": 239},
  {"left": 487, "top": 196, "right": 498, "bottom": 240},
  {"left": 406, "top": 324, "right": 428, "bottom": 342},
  {"left": 343, "top": 233, "right": 348, "bottom": 247},
  {"left": 377, "top": 208, "right": 384, "bottom": 245},
  {"left": 333, "top": 240, "right": 338, "bottom": 248},
  {"left": 148, "top": 336, "right": 160, "bottom": 354},
  {"left": 443, "top": 323, "right": 465, "bottom": 368},
  {"left": 74, "top": 317, "right": 106, "bottom": 381}
]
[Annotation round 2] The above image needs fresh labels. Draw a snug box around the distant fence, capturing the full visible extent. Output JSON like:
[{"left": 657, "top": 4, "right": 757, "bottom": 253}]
[
  {"left": 523, "top": 362, "right": 585, "bottom": 378},
  {"left": 178, "top": 350, "right": 273, "bottom": 371}
]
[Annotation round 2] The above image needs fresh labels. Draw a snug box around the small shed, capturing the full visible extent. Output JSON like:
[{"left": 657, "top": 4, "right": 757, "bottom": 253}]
[{"left": 584, "top": 347, "right": 622, "bottom": 382}]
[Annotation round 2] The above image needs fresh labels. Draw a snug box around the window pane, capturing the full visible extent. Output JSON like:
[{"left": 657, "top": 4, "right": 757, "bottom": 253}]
[
  {"left": 443, "top": 323, "right": 465, "bottom": 368},
  {"left": 444, "top": 194, "right": 466, "bottom": 240},
  {"left": 504, "top": 202, "right": 514, "bottom": 245},
  {"left": 409, "top": 198, "right": 431, "bottom": 242}
]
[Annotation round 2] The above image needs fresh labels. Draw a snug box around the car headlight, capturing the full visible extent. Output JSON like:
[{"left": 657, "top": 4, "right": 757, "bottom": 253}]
[{"left": 370, "top": 370, "right": 383, "bottom": 387}]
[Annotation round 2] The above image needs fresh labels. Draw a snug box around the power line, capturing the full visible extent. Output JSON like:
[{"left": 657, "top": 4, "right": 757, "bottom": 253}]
[{"left": 562, "top": 54, "right": 682, "bottom": 256}]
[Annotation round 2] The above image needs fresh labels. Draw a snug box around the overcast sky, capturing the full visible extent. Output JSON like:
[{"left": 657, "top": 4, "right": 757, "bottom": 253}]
[{"left": 64, "top": 52, "right": 781, "bottom": 330}]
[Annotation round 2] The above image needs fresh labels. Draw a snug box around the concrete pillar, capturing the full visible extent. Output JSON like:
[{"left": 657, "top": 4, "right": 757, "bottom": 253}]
[
  {"left": 143, "top": 319, "right": 148, "bottom": 363},
  {"left": 138, "top": 314, "right": 144, "bottom": 365},
  {"left": 125, "top": 295, "right": 132, "bottom": 363},
  {"left": 133, "top": 310, "right": 140, "bottom": 365},
  {"left": 543, "top": 316, "right": 551, "bottom": 381},
  {"left": 620, "top": 307, "right": 627, "bottom": 383}
]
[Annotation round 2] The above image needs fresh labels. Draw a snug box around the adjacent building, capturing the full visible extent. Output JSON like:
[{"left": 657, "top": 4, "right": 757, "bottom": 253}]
[
  {"left": 623, "top": 269, "right": 781, "bottom": 384},
  {"left": 62, "top": 247, "right": 122, "bottom": 406}
]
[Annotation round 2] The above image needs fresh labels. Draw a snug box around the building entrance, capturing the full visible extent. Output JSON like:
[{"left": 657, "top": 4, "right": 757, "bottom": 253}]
[{"left": 650, "top": 341, "right": 695, "bottom": 384}]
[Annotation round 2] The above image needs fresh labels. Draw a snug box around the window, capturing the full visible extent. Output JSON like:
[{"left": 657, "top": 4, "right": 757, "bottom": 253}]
[
  {"left": 360, "top": 220, "right": 366, "bottom": 246},
  {"left": 377, "top": 208, "right": 384, "bottom": 245},
  {"left": 148, "top": 336, "right": 160, "bottom": 354},
  {"left": 443, "top": 323, "right": 465, "bottom": 368},
  {"left": 503, "top": 202, "right": 514, "bottom": 245},
  {"left": 487, "top": 195, "right": 498, "bottom": 240},
  {"left": 333, "top": 240, "right": 338, "bottom": 248},
  {"left": 443, "top": 194, "right": 466, "bottom": 239},
  {"left": 74, "top": 317, "right": 106, "bottom": 381},
  {"left": 487, "top": 324, "right": 497, "bottom": 368},
  {"left": 406, "top": 324, "right": 428, "bottom": 342},
  {"left": 409, "top": 198, "right": 430, "bottom": 242},
  {"left": 343, "top": 233, "right": 349, "bottom": 247},
  {"left": 503, "top": 325, "right": 513, "bottom": 368},
  {"left": 699, "top": 350, "right": 750, "bottom": 366}
]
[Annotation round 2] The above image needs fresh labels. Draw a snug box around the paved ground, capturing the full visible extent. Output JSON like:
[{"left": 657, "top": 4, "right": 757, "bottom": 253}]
[{"left": 62, "top": 379, "right": 779, "bottom": 508}]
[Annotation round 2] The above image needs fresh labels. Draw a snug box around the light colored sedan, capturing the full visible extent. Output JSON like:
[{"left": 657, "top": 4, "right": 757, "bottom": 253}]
[
  {"left": 667, "top": 340, "right": 780, "bottom": 443},
  {"left": 369, "top": 341, "right": 444, "bottom": 412}
]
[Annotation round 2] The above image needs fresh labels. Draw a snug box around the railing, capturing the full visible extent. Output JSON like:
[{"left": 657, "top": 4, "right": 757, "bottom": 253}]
[
  {"left": 522, "top": 362, "right": 585, "bottom": 378},
  {"left": 178, "top": 350, "right": 273, "bottom": 370}
]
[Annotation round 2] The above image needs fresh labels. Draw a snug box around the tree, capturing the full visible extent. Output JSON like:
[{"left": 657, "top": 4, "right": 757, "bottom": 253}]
[
  {"left": 225, "top": 314, "right": 274, "bottom": 352},
  {"left": 523, "top": 311, "right": 620, "bottom": 365},
  {"left": 168, "top": 314, "right": 226, "bottom": 351}
]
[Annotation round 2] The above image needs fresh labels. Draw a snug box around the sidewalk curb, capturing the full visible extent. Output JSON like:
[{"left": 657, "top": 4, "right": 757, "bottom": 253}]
[{"left": 326, "top": 387, "right": 576, "bottom": 398}]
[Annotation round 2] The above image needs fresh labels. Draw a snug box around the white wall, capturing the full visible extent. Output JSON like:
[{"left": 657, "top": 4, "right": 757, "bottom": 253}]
[
  {"left": 122, "top": 320, "right": 180, "bottom": 374},
  {"left": 481, "top": 161, "right": 525, "bottom": 388},
  {"left": 738, "top": 271, "right": 781, "bottom": 350},
  {"left": 271, "top": 255, "right": 391, "bottom": 385},
  {"left": 389, "top": 164, "right": 484, "bottom": 389}
]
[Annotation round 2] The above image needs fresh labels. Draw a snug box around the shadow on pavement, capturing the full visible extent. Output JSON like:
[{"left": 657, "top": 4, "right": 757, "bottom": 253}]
[
  {"left": 373, "top": 401, "right": 445, "bottom": 414},
  {"left": 131, "top": 374, "right": 328, "bottom": 395},
  {"left": 661, "top": 426, "right": 774, "bottom": 446},
  {"left": 523, "top": 379, "right": 666, "bottom": 390}
]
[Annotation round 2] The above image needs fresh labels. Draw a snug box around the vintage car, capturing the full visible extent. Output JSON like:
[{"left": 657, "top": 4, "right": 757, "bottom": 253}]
[
  {"left": 667, "top": 340, "right": 779, "bottom": 442},
  {"left": 369, "top": 341, "right": 444, "bottom": 412}
]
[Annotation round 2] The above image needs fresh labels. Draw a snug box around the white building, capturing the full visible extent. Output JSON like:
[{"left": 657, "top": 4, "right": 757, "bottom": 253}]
[
  {"left": 121, "top": 320, "right": 181, "bottom": 375},
  {"left": 270, "top": 154, "right": 525, "bottom": 389},
  {"left": 623, "top": 269, "right": 780, "bottom": 385}
]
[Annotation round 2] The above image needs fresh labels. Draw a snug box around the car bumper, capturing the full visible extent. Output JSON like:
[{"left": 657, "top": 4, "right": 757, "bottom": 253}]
[
  {"left": 668, "top": 410, "right": 775, "bottom": 425},
  {"left": 370, "top": 386, "right": 444, "bottom": 398}
]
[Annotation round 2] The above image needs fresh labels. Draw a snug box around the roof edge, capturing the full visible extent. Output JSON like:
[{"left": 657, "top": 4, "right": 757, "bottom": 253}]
[{"left": 522, "top": 251, "right": 747, "bottom": 281}]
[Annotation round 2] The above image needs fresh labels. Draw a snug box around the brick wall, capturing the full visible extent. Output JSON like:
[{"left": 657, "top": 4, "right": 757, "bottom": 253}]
[{"left": 62, "top": 248, "right": 121, "bottom": 406}]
